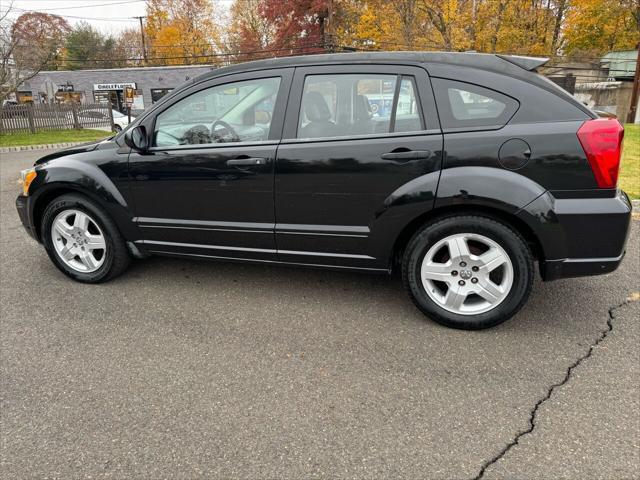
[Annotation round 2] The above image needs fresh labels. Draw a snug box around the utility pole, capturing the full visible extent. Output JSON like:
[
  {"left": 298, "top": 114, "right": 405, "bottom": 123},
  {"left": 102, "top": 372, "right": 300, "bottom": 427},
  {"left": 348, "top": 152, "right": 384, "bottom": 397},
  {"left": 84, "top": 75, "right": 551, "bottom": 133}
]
[
  {"left": 626, "top": 44, "right": 640, "bottom": 124},
  {"left": 324, "top": 0, "right": 334, "bottom": 53},
  {"left": 135, "top": 16, "right": 148, "bottom": 65}
]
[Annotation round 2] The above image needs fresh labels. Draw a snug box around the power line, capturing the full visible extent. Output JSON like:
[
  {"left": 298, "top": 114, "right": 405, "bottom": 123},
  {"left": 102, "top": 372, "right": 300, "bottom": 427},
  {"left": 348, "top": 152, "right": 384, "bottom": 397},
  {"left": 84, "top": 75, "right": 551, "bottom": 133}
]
[
  {"left": 8, "top": 6, "right": 139, "bottom": 21},
  {"left": 61, "top": 42, "right": 327, "bottom": 64},
  {"left": 11, "top": 0, "right": 145, "bottom": 10},
  {"left": 344, "top": 38, "right": 635, "bottom": 62}
]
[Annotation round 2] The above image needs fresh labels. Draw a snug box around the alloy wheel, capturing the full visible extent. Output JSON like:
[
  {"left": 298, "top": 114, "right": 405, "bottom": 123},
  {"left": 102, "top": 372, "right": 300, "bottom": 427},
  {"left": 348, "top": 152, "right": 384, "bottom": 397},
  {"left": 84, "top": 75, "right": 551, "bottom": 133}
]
[
  {"left": 420, "top": 233, "right": 514, "bottom": 315},
  {"left": 50, "top": 209, "right": 106, "bottom": 273}
]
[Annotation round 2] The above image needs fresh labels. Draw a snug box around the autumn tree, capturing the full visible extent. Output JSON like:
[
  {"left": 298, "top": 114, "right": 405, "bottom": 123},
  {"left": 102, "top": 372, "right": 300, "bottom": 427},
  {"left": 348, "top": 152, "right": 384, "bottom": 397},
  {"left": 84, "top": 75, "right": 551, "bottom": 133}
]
[
  {"left": 145, "top": 0, "right": 222, "bottom": 65},
  {"left": 1, "top": 9, "right": 70, "bottom": 102},
  {"left": 259, "top": 0, "right": 331, "bottom": 52},
  {"left": 227, "top": 0, "right": 275, "bottom": 53},
  {"left": 563, "top": 0, "right": 639, "bottom": 56},
  {"left": 116, "top": 27, "right": 146, "bottom": 65}
]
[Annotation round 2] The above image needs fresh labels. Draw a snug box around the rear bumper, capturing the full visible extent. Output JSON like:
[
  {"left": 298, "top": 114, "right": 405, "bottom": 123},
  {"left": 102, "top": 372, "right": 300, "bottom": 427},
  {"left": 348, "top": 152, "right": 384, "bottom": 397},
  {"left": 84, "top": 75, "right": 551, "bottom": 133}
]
[
  {"left": 541, "top": 252, "right": 626, "bottom": 281},
  {"left": 519, "top": 189, "right": 632, "bottom": 281}
]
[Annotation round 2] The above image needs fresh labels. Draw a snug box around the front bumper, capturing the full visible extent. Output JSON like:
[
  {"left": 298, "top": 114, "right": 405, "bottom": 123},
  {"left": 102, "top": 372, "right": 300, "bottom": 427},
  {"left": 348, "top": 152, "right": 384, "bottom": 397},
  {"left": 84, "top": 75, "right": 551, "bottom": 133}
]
[
  {"left": 519, "top": 189, "right": 632, "bottom": 281},
  {"left": 15, "top": 195, "right": 38, "bottom": 241}
]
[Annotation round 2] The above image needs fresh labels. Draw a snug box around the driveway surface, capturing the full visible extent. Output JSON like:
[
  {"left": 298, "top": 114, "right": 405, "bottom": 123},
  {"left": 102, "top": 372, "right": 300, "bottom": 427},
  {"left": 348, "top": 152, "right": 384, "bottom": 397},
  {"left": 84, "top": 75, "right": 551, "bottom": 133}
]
[{"left": 1, "top": 150, "right": 638, "bottom": 479}]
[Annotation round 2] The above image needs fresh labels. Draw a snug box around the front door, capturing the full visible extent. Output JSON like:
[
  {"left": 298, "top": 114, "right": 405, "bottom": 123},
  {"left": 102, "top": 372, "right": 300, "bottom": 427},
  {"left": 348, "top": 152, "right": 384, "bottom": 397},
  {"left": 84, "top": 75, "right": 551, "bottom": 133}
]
[
  {"left": 128, "top": 70, "right": 292, "bottom": 261},
  {"left": 275, "top": 64, "right": 442, "bottom": 270}
]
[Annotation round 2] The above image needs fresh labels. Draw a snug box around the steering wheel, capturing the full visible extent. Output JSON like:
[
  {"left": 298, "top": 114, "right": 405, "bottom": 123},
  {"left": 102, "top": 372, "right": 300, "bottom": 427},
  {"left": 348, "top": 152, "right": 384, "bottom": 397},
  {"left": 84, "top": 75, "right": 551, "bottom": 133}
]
[{"left": 211, "top": 119, "right": 240, "bottom": 143}]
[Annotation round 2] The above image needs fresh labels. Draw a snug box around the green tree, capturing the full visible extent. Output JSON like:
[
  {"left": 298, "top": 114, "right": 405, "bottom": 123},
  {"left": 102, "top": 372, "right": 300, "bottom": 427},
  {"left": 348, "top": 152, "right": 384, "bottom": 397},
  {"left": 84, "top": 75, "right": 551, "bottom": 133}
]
[{"left": 64, "top": 22, "right": 120, "bottom": 70}]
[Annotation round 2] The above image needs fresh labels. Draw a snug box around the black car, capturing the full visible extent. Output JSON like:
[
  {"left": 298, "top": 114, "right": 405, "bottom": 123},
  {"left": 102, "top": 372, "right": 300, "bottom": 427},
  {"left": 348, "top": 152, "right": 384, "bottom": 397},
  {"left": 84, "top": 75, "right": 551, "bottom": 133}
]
[{"left": 16, "top": 52, "right": 631, "bottom": 330}]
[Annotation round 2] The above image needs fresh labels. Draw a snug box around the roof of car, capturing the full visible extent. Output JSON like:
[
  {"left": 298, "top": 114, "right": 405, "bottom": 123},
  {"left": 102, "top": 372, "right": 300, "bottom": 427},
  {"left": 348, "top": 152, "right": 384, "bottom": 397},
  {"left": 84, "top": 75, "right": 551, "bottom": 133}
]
[{"left": 191, "top": 51, "right": 536, "bottom": 84}]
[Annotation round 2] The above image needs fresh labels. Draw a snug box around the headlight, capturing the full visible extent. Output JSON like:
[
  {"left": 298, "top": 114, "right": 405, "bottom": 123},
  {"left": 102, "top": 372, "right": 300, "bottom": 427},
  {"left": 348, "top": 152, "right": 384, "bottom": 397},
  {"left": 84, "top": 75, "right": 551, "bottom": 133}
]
[{"left": 20, "top": 168, "right": 37, "bottom": 196}]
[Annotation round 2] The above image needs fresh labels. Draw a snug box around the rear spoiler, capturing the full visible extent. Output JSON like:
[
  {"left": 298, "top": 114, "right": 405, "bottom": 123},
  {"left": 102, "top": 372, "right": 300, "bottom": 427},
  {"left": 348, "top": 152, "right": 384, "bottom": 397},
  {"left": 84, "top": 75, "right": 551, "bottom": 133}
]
[{"left": 497, "top": 55, "right": 549, "bottom": 71}]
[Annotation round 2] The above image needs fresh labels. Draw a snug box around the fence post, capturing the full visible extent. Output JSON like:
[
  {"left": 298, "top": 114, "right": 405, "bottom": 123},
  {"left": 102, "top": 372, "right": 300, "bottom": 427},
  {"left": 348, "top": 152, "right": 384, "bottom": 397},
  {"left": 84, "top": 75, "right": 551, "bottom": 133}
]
[
  {"left": 107, "top": 106, "right": 115, "bottom": 132},
  {"left": 71, "top": 103, "right": 80, "bottom": 129},
  {"left": 27, "top": 104, "right": 36, "bottom": 134}
]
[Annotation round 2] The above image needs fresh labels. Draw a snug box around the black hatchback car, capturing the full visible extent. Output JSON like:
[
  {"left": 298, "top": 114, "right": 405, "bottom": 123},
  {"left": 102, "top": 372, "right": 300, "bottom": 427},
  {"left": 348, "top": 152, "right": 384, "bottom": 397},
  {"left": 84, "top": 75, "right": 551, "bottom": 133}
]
[{"left": 16, "top": 52, "right": 631, "bottom": 329}]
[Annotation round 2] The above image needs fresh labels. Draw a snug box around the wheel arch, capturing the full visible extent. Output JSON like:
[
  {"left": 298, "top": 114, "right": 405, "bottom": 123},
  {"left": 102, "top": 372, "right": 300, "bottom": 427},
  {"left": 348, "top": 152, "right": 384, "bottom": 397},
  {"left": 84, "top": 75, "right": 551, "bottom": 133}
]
[
  {"left": 391, "top": 204, "right": 544, "bottom": 271},
  {"left": 31, "top": 184, "right": 135, "bottom": 243}
]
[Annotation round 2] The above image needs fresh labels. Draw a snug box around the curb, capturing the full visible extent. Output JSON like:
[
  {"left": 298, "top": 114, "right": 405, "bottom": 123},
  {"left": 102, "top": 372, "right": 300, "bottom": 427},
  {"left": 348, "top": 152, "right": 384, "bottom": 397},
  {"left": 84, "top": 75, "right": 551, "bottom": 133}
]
[{"left": 0, "top": 141, "right": 88, "bottom": 154}]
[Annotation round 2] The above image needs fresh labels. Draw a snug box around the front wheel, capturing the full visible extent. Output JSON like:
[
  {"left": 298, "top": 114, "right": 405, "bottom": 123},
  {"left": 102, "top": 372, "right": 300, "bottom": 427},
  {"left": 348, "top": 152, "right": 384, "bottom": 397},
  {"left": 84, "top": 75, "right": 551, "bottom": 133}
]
[
  {"left": 402, "top": 215, "right": 534, "bottom": 330},
  {"left": 41, "top": 194, "right": 130, "bottom": 283}
]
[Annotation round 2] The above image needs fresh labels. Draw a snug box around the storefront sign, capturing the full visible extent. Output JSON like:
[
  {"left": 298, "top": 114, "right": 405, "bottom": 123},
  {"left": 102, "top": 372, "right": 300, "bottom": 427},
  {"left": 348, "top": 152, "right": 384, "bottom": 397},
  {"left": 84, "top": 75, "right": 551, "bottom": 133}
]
[
  {"left": 124, "top": 86, "right": 135, "bottom": 106},
  {"left": 93, "top": 82, "right": 136, "bottom": 91}
]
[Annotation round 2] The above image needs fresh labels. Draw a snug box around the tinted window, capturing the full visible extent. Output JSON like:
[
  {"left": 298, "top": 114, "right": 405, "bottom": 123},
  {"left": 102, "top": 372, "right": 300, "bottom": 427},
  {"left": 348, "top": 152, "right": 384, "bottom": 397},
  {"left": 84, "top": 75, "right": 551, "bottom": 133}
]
[
  {"left": 432, "top": 78, "right": 519, "bottom": 129},
  {"left": 394, "top": 76, "right": 424, "bottom": 133},
  {"left": 154, "top": 77, "right": 280, "bottom": 147},
  {"left": 296, "top": 74, "right": 425, "bottom": 139}
]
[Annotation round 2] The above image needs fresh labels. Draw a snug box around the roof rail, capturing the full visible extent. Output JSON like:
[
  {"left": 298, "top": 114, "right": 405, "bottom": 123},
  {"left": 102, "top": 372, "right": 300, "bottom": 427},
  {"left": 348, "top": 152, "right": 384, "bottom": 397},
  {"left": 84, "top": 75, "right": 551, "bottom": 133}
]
[{"left": 497, "top": 55, "right": 549, "bottom": 71}]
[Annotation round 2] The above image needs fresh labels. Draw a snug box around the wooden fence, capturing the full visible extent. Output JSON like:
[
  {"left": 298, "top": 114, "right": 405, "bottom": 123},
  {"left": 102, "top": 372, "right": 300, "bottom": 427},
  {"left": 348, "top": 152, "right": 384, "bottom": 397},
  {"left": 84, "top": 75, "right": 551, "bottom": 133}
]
[{"left": 0, "top": 103, "right": 114, "bottom": 134}]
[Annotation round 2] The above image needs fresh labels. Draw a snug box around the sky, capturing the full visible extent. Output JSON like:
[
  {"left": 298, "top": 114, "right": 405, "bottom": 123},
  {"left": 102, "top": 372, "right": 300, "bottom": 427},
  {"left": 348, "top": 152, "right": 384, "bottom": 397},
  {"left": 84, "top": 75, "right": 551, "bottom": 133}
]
[{"left": 1, "top": 0, "right": 232, "bottom": 34}]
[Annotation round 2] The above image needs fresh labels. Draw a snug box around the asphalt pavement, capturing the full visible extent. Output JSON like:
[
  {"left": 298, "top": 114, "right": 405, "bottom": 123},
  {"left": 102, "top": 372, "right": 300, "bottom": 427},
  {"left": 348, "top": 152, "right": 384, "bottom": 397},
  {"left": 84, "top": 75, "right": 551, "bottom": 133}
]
[{"left": 1, "top": 150, "right": 638, "bottom": 479}]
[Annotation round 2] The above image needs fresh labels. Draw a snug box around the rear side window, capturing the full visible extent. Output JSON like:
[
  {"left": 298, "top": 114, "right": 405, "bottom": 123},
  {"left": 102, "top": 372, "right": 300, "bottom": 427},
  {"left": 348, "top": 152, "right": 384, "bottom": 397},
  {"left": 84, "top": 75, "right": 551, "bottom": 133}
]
[
  {"left": 296, "top": 74, "right": 425, "bottom": 139},
  {"left": 432, "top": 78, "right": 518, "bottom": 130}
]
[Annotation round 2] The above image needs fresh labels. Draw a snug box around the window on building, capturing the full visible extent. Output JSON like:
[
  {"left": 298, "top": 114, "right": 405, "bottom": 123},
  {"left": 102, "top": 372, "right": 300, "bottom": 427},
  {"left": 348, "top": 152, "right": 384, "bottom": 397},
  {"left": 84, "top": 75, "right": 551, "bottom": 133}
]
[{"left": 151, "top": 88, "right": 174, "bottom": 104}]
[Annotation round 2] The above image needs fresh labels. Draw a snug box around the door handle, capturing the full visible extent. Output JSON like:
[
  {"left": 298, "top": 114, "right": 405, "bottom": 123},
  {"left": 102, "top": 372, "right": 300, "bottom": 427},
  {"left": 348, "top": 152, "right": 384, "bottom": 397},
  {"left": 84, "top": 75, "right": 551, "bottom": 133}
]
[
  {"left": 226, "top": 157, "right": 266, "bottom": 166},
  {"left": 381, "top": 150, "right": 431, "bottom": 160}
]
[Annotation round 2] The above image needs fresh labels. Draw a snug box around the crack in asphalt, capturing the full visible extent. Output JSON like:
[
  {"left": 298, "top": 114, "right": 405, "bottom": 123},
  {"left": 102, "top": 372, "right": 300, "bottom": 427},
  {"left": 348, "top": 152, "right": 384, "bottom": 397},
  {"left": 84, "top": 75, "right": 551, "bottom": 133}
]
[{"left": 471, "top": 296, "right": 637, "bottom": 480}]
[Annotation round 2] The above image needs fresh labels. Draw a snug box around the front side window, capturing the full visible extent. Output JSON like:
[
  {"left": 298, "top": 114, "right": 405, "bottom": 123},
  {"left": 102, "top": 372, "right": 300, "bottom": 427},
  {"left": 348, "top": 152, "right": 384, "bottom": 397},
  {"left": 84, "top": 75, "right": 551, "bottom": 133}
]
[
  {"left": 296, "top": 73, "right": 424, "bottom": 139},
  {"left": 432, "top": 78, "right": 519, "bottom": 129},
  {"left": 153, "top": 77, "right": 281, "bottom": 147}
]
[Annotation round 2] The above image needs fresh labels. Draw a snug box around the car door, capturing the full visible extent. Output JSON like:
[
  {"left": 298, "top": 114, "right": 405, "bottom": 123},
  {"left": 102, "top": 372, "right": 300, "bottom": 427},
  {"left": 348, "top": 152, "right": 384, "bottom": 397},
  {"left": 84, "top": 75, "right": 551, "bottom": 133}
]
[
  {"left": 128, "top": 69, "right": 293, "bottom": 261},
  {"left": 275, "top": 64, "right": 442, "bottom": 270}
]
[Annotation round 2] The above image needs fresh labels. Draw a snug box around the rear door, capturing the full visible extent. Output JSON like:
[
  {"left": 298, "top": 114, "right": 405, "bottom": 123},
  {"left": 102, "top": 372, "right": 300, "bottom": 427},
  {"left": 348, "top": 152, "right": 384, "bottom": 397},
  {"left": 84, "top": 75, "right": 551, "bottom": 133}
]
[{"left": 274, "top": 64, "right": 442, "bottom": 270}]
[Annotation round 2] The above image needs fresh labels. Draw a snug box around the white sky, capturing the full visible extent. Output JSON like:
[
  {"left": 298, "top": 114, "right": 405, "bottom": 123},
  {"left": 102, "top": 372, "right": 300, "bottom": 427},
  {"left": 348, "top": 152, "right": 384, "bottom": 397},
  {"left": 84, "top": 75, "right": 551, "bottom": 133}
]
[{"left": 2, "top": 0, "right": 231, "bottom": 34}]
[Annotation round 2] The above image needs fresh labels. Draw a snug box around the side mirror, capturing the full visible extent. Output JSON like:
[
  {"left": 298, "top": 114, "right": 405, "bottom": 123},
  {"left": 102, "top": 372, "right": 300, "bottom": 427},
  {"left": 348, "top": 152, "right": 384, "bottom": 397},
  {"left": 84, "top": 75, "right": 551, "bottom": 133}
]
[{"left": 124, "top": 125, "right": 148, "bottom": 151}]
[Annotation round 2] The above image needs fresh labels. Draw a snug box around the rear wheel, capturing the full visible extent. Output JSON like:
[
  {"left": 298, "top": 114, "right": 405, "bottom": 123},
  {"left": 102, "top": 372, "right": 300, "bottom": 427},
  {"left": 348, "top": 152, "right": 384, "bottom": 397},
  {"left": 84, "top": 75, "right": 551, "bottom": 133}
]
[
  {"left": 41, "top": 194, "right": 130, "bottom": 283},
  {"left": 402, "top": 215, "right": 534, "bottom": 329}
]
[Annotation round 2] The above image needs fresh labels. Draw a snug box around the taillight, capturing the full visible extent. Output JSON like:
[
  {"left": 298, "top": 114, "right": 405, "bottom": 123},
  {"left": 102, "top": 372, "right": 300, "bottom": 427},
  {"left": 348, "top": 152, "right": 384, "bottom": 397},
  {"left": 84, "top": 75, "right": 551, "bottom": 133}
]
[{"left": 576, "top": 118, "right": 624, "bottom": 189}]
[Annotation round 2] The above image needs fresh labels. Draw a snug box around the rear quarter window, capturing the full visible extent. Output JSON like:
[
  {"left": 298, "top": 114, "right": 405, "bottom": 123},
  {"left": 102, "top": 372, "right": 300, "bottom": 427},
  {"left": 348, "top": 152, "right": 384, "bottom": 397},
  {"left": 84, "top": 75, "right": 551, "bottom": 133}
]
[{"left": 432, "top": 78, "right": 519, "bottom": 130}]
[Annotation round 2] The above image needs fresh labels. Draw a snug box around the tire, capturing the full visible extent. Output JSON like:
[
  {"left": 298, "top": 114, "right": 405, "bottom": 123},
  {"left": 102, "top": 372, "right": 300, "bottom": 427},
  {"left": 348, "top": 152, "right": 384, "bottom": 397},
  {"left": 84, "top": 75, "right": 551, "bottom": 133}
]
[
  {"left": 41, "top": 193, "right": 131, "bottom": 283},
  {"left": 113, "top": 124, "right": 122, "bottom": 133},
  {"left": 402, "top": 215, "right": 534, "bottom": 330}
]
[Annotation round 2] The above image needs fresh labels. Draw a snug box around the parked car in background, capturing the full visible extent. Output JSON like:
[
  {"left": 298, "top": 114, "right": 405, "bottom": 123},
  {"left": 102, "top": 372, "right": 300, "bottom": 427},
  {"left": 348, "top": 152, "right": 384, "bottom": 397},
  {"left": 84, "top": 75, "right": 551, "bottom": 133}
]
[
  {"left": 15, "top": 52, "right": 631, "bottom": 330},
  {"left": 68, "top": 108, "right": 133, "bottom": 132},
  {"left": 1, "top": 101, "right": 27, "bottom": 118},
  {"left": 109, "top": 109, "right": 133, "bottom": 132}
]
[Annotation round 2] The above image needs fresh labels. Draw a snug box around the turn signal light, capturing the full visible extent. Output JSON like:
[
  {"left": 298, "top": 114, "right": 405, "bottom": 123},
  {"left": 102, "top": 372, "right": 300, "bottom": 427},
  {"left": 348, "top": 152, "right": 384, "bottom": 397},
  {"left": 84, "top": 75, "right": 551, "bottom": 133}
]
[
  {"left": 21, "top": 168, "right": 37, "bottom": 196},
  {"left": 576, "top": 118, "right": 624, "bottom": 189}
]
